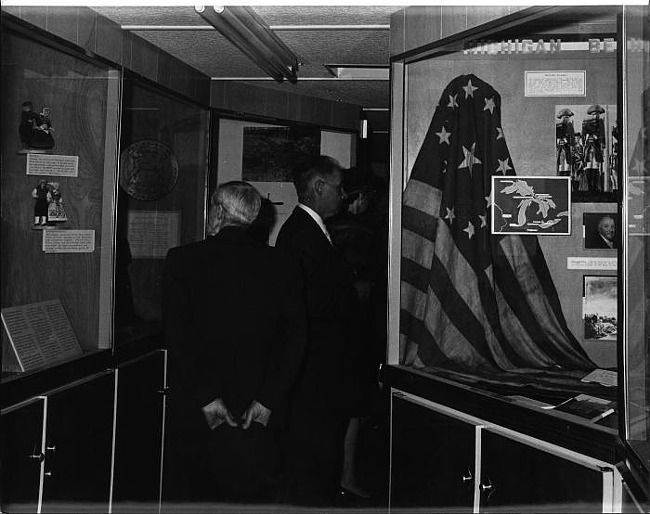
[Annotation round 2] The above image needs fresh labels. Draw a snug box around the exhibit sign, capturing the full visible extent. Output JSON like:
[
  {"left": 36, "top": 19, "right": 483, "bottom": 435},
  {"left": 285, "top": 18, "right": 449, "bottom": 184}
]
[
  {"left": 567, "top": 257, "right": 617, "bottom": 271},
  {"left": 1, "top": 299, "right": 83, "bottom": 372},
  {"left": 43, "top": 229, "right": 95, "bottom": 253},
  {"left": 491, "top": 176, "right": 570, "bottom": 235},
  {"left": 127, "top": 210, "right": 180, "bottom": 259},
  {"left": 26, "top": 153, "right": 79, "bottom": 177},
  {"left": 525, "top": 71, "right": 586, "bottom": 97}
]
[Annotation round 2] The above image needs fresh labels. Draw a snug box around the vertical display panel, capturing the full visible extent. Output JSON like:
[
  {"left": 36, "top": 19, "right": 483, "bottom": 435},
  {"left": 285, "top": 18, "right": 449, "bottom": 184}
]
[{"left": 1, "top": 28, "right": 120, "bottom": 371}]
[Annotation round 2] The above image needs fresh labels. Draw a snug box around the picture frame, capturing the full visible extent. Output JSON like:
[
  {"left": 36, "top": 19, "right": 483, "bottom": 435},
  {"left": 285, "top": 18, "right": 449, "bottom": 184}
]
[
  {"left": 554, "top": 104, "right": 618, "bottom": 203},
  {"left": 242, "top": 124, "right": 321, "bottom": 182},
  {"left": 491, "top": 176, "right": 571, "bottom": 235},
  {"left": 582, "top": 275, "right": 617, "bottom": 341},
  {"left": 583, "top": 211, "right": 619, "bottom": 249}
]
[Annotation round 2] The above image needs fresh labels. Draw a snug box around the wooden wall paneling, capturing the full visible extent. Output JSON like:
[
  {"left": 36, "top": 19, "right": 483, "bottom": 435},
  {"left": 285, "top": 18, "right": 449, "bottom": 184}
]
[
  {"left": 168, "top": 56, "right": 188, "bottom": 99},
  {"left": 131, "top": 36, "right": 159, "bottom": 84},
  {"left": 441, "top": 6, "right": 468, "bottom": 40},
  {"left": 18, "top": 6, "right": 46, "bottom": 32},
  {"left": 157, "top": 51, "right": 173, "bottom": 91},
  {"left": 466, "top": 6, "right": 511, "bottom": 32},
  {"left": 121, "top": 31, "right": 134, "bottom": 72},
  {"left": 404, "top": 6, "right": 442, "bottom": 55},
  {"left": 76, "top": 6, "right": 98, "bottom": 55},
  {"left": 96, "top": 13, "right": 123, "bottom": 66},
  {"left": 389, "top": 9, "right": 406, "bottom": 57},
  {"left": 44, "top": 7, "right": 77, "bottom": 46}
]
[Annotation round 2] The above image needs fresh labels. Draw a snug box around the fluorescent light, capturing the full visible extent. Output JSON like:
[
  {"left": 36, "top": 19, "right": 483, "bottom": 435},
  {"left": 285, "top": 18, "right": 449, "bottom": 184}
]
[{"left": 195, "top": 6, "right": 299, "bottom": 83}]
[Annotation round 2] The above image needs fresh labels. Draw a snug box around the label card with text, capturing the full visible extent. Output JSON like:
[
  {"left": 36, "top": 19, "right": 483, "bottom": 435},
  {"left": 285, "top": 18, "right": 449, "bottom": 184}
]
[{"left": 1, "top": 300, "right": 83, "bottom": 372}]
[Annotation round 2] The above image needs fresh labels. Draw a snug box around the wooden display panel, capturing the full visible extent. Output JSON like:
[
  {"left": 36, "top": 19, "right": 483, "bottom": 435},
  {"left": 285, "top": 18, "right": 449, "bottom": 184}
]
[{"left": 1, "top": 28, "right": 119, "bottom": 357}]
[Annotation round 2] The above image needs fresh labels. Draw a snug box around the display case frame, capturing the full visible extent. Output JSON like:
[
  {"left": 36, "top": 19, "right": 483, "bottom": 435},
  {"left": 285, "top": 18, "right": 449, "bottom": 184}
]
[
  {"left": 385, "top": 4, "right": 648, "bottom": 502},
  {"left": 1, "top": 14, "right": 122, "bottom": 378}
]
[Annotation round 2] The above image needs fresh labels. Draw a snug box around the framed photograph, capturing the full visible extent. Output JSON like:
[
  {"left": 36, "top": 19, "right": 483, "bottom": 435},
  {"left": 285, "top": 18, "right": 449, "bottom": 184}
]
[
  {"left": 242, "top": 125, "right": 320, "bottom": 182},
  {"left": 491, "top": 176, "right": 570, "bottom": 235},
  {"left": 554, "top": 104, "right": 618, "bottom": 203},
  {"left": 582, "top": 275, "right": 617, "bottom": 341},
  {"left": 583, "top": 211, "right": 619, "bottom": 249}
]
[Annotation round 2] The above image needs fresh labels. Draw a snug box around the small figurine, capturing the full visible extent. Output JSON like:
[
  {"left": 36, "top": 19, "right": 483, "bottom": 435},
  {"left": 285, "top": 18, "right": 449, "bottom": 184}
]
[
  {"left": 47, "top": 182, "right": 67, "bottom": 223},
  {"left": 555, "top": 108, "right": 575, "bottom": 177},
  {"left": 18, "top": 101, "right": 54, "bottom": 153},
  {"left": 32, "top": 179, "right": 51, "bottom": 227},
  {"left": 582, "top": 104, "right": 606, "bottom": 194}
]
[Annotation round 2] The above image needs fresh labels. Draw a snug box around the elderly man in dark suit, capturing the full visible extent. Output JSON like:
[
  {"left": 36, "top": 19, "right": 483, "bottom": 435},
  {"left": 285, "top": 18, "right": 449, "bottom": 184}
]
[
  {"left": 276, "top": 155, "right": 366, "bottom": 506},
  {"left": 162, "top": 181, "right": 307, "bottom": 504}
]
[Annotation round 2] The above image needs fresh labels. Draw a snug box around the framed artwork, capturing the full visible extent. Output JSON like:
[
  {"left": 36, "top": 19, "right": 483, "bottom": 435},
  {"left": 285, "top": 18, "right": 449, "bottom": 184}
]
[
  {"left": 491, "top": 176, "right": 570, "bottom": 235},
  {"left": 582, "top": 275, "right": 617, "bottom": 341},
  {"left": 583, "top": 211, "right": 619, "bottom": 249},
  {"left": 242, "top": 125, "right": 320, "bottom": 182},
  {"left": 554, "top": 104, "right": 618, "bottom": 202}
]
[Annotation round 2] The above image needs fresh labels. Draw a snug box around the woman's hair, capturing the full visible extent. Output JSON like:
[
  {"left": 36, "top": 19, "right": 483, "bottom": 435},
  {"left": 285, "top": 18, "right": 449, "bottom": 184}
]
[{"left": 207, "top": 181, "right": 261, "bottom": 236}]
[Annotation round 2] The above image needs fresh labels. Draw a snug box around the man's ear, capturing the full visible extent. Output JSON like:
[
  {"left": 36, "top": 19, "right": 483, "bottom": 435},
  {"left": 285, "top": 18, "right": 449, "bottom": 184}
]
[{"left": 313, "top": 178, "right": 324, "bottom": 197}]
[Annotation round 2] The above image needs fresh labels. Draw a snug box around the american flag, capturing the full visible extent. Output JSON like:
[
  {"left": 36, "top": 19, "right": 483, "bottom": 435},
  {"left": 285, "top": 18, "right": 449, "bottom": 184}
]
[{"left": 400, "top": 74, "right": 595, "bottom": 373}]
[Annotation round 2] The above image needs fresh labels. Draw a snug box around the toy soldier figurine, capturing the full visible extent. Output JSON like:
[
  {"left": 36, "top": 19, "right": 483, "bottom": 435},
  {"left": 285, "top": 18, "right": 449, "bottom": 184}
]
[
  {"left": 556, "top": 108, "right": 575, "bottom": 177},
  {"left": 582, "top": 104, "right": 606, "bottom": 194},
  {"left": 572, "top": 133, "right": 585, "bottom": 193}
]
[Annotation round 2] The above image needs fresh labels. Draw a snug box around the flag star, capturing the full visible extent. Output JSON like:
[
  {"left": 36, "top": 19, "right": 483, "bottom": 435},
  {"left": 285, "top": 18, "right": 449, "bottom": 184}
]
[
  {"left": 444, "top": 206, "right": 456, "bottom": 223},
  {"left": 463, "top": 221, "right": 475, "bottom": 239},
  {"left": 496, "top": 127, "right": 504, "bottom": 140},
  {"left": 447, "top": 94, "right": 459, "bottom": 109},
  {"left": 458, "top": 143, "right": 482, "bottom": 175},
  {"left": 496, "top": 158, "right": 512, "bottom": 175},
  {"left": 463, "top": 79, "right": 478, "bottom": 98},
  {"left": 485, "top": 194, "right": 493, "bottom": 208},
  {"left": 436, "top": 126, "right": 451, "bottom": 145},
  {"left": 484, "top": 97, "right": 496, "bottom": 114},
  {"left": 479, "top": 214, "right": 487, "bottom": 228}
]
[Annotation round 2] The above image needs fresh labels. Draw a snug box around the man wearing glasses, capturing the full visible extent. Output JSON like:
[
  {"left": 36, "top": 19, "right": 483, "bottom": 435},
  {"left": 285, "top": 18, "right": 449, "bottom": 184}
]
[{"left": 276, "top": 154, "right": 363, "bottom": 507}]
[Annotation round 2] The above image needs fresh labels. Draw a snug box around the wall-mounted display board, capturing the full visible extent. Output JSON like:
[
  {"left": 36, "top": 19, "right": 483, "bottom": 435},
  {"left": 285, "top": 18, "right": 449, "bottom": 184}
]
[
  {"left": 1, "top": 23, "right": 121, "bottom": 375},
  {"left": 114, "top": 76, "right": 209, "bottom": 342},
  {"left": 387, "top": 5, "right": 649, "bottom": 507}
]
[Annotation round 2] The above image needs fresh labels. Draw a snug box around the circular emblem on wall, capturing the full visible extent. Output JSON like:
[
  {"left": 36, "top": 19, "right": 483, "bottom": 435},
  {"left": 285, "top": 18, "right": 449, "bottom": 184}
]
[{"left": 119, "top": 140, "right": 179, "bottom": 201}]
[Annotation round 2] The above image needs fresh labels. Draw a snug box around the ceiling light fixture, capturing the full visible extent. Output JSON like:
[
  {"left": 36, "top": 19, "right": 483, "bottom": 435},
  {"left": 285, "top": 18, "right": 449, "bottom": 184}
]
[{"left": 195, "top": 5, "right": 299, "bottom": 84}]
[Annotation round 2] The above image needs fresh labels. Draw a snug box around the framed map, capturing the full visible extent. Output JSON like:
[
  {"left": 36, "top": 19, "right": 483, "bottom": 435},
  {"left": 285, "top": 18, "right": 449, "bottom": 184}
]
[{"left": 491, "top": 176, "right": 571, "bottom": 235}]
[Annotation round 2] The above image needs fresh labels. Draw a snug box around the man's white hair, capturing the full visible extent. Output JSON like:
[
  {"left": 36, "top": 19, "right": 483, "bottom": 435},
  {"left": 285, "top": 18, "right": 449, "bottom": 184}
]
[{"left": 207, "top": 181, "right": 261, "bottom": 235}]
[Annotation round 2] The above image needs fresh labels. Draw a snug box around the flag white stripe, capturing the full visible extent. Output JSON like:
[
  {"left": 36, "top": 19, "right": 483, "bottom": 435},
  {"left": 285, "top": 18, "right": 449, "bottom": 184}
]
[
  {"left": 499, "top": 236, "right": 585, "bottom": 357},
  {"left": 434, "top": 221, "right": 515, "bottom": 369},
  {"left": 402, "top": 229, "right": 436, "bottom": 270},
  {"left": 403, "top": 179, "right": 443, "bottom": 218}
]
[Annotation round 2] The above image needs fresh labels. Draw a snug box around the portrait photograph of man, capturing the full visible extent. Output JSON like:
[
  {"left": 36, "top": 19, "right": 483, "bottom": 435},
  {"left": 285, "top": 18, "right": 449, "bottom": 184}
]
[{"left": 583, "top": 211, "right": 619, "bottom": 250}]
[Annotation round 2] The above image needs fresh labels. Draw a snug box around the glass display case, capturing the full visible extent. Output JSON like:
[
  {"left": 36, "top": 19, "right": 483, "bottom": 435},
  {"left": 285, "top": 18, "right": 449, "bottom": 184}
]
[
  {"left": 114, "top": 75, "right": 210, "bottom": 344},
  {"left": 387, "top": 4, "right": 649, "bottom": 501},
  {"left": 1, "top": 22, "right": 121, "bottom": 376},
  {"left": 622, "top": 3, "right": 650, "bottom": 490}
]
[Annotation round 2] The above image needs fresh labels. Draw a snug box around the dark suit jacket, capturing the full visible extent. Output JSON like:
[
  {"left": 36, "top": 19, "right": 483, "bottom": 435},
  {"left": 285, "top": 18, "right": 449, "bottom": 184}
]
[
  {"left": 162, "top": 226, "right": 307, "bottom": 430},
  {"left": 275, "top": 206, "right": 361, "bottom": 413}
]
